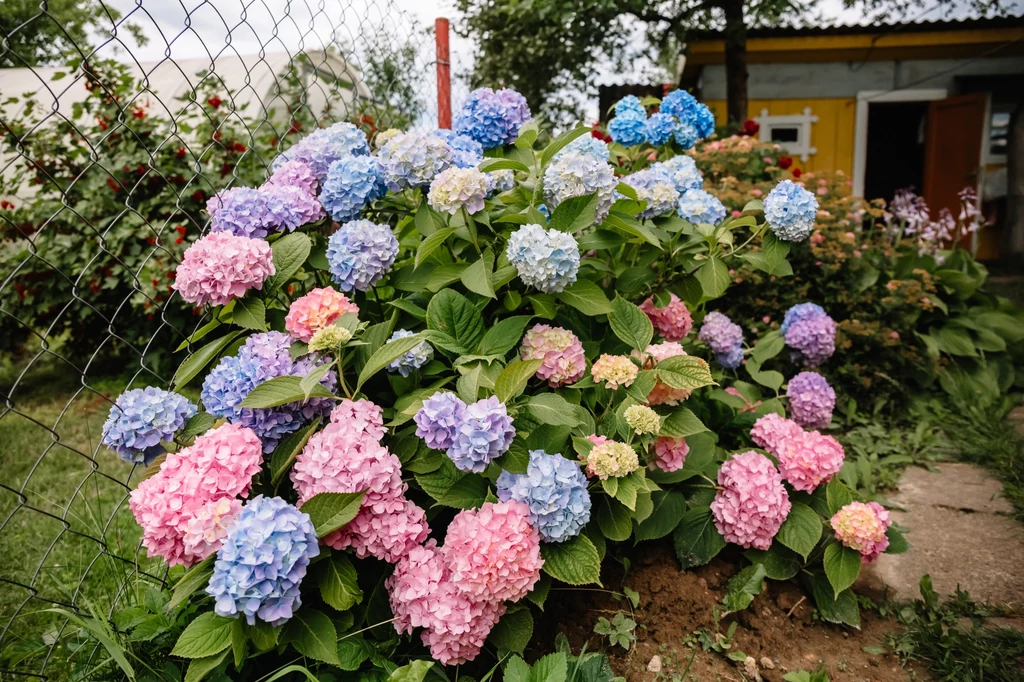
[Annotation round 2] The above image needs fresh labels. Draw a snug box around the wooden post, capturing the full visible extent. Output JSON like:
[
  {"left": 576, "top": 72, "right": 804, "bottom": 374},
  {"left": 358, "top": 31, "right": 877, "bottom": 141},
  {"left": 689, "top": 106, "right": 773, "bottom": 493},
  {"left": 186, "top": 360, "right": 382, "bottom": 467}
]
[{"left": 435, "top": 18, "right": 451, "bottom": 129}]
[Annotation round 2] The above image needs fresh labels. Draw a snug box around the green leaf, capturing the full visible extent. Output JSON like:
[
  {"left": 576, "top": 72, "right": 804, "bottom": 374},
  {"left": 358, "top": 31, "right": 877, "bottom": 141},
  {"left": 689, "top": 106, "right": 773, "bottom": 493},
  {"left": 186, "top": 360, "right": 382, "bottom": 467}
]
[
  {"left": 265, "top": 232, "right": 312, "bottom": 291},
  {"left": 300, "top": 363, "right": 331, "bottom": 400},
  {"left": 751, "top": 330, "right": 784, "bottom": 363},
  {"left": 541, "top": 126, "right": 592, "bottom": 166},
  {"left": 722, "top": 564, "right": 766, "bottom": 613},
  {"left": 695, "top": 257, "right": 730, "bottom": 299},
  {"left": 761, "top": 231, "right": 791, "bottom": 273},
  {"left": 300, "top": 492, "right": 365, "bottom": 538},
  {"left": 528, "top": 294, "right": 557, "bottom": 319},
  {"left": 240, "top": 375, "right": 334, "bottom": 409},
  {"left": 318, "top": 553, "right": 363, "bottom": 611},
  {"left": 810, "top": 573, "right": 861, "bottom": 628},
  {"left": 172, "top": 331, "right": 244, "bottom": 388},
  {"left": 549, "top": 194, "right": 598, "bottom": 233},
  {"left": 336, "top": 635, "right": 372, "bottom": 671},
  {"left": 557, "top": 280, "right": 613, "bottom": 315},
  {"left": 826, "top": 477, "right": 853, "bottom": 515},
  {"left": 437, "top": 474, "right": 489, "bottom": 508},
  {"left": 489, "top": 608, "right": 534, "bottom": 653},
  {"left": 182, "top": 412, "right": 217, "bottom": 438},
  {"left": 526, "top": 393, "right": 582, "bottom": 426},
  {"left": 595, "top": 495, "right": 632, "bottom": 541},
  {"left": 387, "top": 660, "right": 435, "bottom": 682},
  {"left": 233, "top": 296, "right": 267, "bottom": 331},
  {"left": 168, "top": 556, "right": 215, "bottom": 612},
  {"left": 478, "top": 315, "right": 533, "bottom": 356},
  {"left": 282, "top": 609, "right": 341, "bottom": 665},
  {"left": 885, "top": 525, "right": 911, "bottom": 554},
  {"left": 415, "top": 227, "right": 456, "bottom": 268},
  {"left": 171, "top": 612, "right": 235, "bottom": 658},
  {"left": 540, "top": 534, "right": 602, "bottom": 585},
  {"left": 634, "top": 491, "right": 686, "bottom": 542},
  {"left": 494, "top": 359, "right": 543, "bottom": 403},
  {"left": 515, "top": 121, "right": 540, "bottom": 149},
  {"left": 269, "top": 420, "right": 320, "bottom": 487},
  {"left": 608, "top": 296, "right": 654, "bottom": 351},
  {"left": 658, "top": 407, "right": 708, "bottom": 439},
  {"left": 746, "top": 357, "right": 785, "bottom": 391},
  {"left": 184, "top": 651, "right": 228, "bottom": 682},
  {"left": 933, "top": 325, "right": 977, "bottom": 356},
  {"left": 415, "top": 459, "right": 463, "bottom": 502},
  {"left": 673, "top": 506, "right": 726, "bottom": 569},
  {"left": 744, "top": 545, "right": 802, "bottom": 580},
  {"left": 531, "top": 651, "right": 568, "bottom": 682},
  {"left": 776, "top": 502, "right": 821, "bottom": 560},
  {"left": 427, "top": 289, "right": 486, "bottom": 351},
  {"left": 656, "top": 355, "right": 716, "bottom": 391},
  {"left": 479, "top": 158, "right": 531, "bottom": 173},
  {"left": 604, "top": 212, "right": 661, "bottom": 247},
  {"left": 356, "top": 333, "right": 427, "bottom": 391},
  {"left": 461, "top": 249, "right": 496, "bottom": 299},
  {"left": 615, "top": 182, "right": 638, "bottom": 201},
  {"left": 823, "top": 543, "right": 862, "bottom": 598}
]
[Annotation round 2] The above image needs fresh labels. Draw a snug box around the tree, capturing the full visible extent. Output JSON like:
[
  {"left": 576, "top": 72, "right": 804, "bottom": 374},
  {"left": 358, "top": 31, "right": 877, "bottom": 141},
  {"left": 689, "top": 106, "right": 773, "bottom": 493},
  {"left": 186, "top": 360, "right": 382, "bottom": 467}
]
[{"left": 0, "top": 0, "right": 147, "bottom": 68}]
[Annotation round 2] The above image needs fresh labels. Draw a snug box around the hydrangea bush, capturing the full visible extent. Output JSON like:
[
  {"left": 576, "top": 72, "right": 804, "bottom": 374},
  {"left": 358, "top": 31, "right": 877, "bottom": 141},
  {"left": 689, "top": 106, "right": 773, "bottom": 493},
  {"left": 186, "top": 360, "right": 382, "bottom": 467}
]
[{"left": 103, "top": 88, "right": 910, "bottom": 679}]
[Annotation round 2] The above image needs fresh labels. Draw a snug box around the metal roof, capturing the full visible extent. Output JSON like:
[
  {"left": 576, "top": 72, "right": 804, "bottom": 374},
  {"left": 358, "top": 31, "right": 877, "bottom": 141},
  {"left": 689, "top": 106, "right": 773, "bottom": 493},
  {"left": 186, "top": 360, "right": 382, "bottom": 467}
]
[{"left": 686, "top": 14, "right": 1024, "bottom": 41}]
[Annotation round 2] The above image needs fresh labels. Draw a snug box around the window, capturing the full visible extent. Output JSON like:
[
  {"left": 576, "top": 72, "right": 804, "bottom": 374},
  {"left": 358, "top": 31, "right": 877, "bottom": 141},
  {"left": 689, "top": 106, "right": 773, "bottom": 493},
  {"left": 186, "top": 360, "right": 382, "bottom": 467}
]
[
  {"left": 754, "top": 107, "right": 819, "bottom": 162},
  {"left": 990, "top": 111, "right": 1010, "bottom": 158},
  {"left": 769, "top": 127, "right": 800, "bottom": 143}
]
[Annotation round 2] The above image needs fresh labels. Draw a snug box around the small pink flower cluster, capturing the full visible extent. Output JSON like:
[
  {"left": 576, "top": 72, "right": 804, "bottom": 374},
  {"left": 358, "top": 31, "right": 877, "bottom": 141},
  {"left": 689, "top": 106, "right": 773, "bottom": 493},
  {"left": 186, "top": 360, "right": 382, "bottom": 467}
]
[
  {"left": 639, "top": 293, "right": 693, "bottom": 341},
  {"left": 831, "top": 501, "right": 891, "bottom": 562},
  {"left": 285, "top": 286, "right": 360, "bottom": 342},
  {"left": 519, "top": 324, "right": 586, "bottom": 387},
  {"left": 129, "top": 423, "right": 262, "bottom": 566},
  {"left": 291, "top": 399, "right": 428, "bottom": 561},
  {"left": 637, "top": 342, "right": 691, "bottom": 405},
  {"left": 387, "top": 501, "right": 542, "bottom": 664},
  {"left": 749, "top": 413, "right": 802, "bottom": 456},
  {"left": 652, "top": 437, "right": 689, "bottom": 472},
  {"left": 750, "top": 413, "right": 845, "bottom": 492},
  {"left": 710, "top": 451, "right": 791, "bottom": 550},
  {"left": 173, "top": 232, "right": 275, "bottom": 306}
]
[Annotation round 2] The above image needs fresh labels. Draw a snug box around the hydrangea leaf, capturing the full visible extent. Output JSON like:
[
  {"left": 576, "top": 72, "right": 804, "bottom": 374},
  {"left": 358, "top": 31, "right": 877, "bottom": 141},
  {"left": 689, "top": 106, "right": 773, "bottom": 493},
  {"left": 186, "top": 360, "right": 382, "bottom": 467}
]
[
  {"left": 695, "top": 257, "right": 730, "bottom": 299},
  {"left": 240, "top": 375, "right": 334, "bottom": 409},
  {"left": 494, "top": 359, "right": 543, "bottom": 403},
  {"left": 170, "top": 612, "right": 235, "bottom": 658},
  {"left": 355, "top": 333, "right": 428, "bottom": 391},
  {"left": 548, "top": 193, "right": 597, "bottom": 234},
  {"left": 300, "top": 492, "right": 365, "bottom": 538},
  {"left": 427, "top": 289, "right": 485, "bottom": 350},
  {"left": 557, "top": 280, "right": 613, "bottom": 316},
  {"left": 488, "top": 607, "right": 534, "bottom": 653},
  {"left": 673, "top": 505, "right": 726, "bottom": 569},
  {"left": 540, "top": 534, "right": 602, "bottom": 586},
  {"left": 776, "top": 502, "right": 822, "bottom": 560},
  {"left": 823, "top": 543, "right": 862, "bottom": 598},
  {"left": 608, "top": 296, "right": 653, "bottom": 351},
  {"left": 634, "top": 491, "right": 686, "bottom": 542},
  {"left": 317, "top": 553, "right": 363, "bottom": 612},
  {"left": 282, "top": 608, "right": 341, "bottom": 665},
  {"left": 265, "top": 232, "right": 312, "bottom": 292},
  {"left": 172, "top": 331, "right": 245, "bottom": 389}
]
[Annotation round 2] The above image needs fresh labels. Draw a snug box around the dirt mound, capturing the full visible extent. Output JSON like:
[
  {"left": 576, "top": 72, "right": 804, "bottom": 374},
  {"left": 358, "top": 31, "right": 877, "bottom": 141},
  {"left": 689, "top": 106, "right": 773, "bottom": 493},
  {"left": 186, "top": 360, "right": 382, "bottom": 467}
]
[{"left": 532, "top": 540, "right": 929, "bottom": 682}]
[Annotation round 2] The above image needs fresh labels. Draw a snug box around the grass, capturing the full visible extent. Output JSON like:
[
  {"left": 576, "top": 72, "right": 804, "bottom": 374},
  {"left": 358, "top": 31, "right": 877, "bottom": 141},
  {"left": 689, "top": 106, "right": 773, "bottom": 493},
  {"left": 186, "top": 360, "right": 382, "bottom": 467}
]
[{"left": 0, "top": 360, "right": 165, "bottom": 679}]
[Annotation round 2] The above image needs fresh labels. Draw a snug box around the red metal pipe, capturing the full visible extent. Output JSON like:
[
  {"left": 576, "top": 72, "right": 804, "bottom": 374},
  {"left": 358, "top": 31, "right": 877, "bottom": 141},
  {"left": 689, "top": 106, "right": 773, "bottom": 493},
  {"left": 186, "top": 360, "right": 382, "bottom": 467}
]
[{"left": 435, "top": 17, "right": 451, "bottom": 129}]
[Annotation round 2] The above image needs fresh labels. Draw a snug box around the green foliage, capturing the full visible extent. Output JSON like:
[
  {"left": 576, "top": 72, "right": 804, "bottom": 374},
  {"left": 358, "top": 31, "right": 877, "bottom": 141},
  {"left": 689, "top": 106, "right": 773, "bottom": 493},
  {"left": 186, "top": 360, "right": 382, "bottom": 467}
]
[{"left": 593, "top": 613, "right": 637, "bottom": 650}]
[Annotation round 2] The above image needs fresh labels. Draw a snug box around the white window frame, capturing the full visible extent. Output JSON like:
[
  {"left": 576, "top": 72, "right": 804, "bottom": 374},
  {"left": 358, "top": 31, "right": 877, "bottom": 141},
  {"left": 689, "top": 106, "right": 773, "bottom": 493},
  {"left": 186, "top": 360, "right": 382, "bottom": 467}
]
[{"left": 754, "top": 107, "right": 818, "bottom": 162}]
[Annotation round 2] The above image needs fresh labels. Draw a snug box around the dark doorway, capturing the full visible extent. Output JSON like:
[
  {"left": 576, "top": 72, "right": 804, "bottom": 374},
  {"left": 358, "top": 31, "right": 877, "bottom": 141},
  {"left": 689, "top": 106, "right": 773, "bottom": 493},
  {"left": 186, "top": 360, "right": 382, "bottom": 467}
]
[{"left": 864, "top": 101, "right": 929, "bottom": 202}]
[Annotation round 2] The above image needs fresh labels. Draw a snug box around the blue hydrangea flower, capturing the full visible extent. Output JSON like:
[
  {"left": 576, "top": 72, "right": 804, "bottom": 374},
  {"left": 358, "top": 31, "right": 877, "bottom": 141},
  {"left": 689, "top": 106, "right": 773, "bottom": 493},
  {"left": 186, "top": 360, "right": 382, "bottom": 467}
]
[
  {"left": 556, "top": 135, "right": 609, "bottom": 161},
  {"left": 497, "top": 449, "right": 591, "bottom": 543},
  {"left": 765, "top": 180, "right": 819, "bottom": 242},
  {"left": 614, "top": 95, "right": 646, "bottom": 118},
  {"left": 506, "top": 223, "right": 580, "bottom": 294},
  {"left": 651, "top": 156, "right": 704, "bottom": 194},
  {"left": 487, "top": 169, "right": 516, "bottom": 196},
  {"left": 414, "top": 391, "right": 467, "bottom": 451},
  {"left": 678, "top": 188, "right": 726, "bottom": 225},
  {"left": 207, "top": 495, "right": 319, "bottom": 627},
  {"left": 673, "top": 121, "right": 699, "bottom": 150},
  {"left": 326, "top": 220, "right": 399, "bottom": 291},
  {"left": 645, "top": 113, "right": 676, "bottom": 145},
  {"left": 385, "top": 329, "right": 433, "bottom": 377},
  {"left": 781, "top": 302, "right": 827, "bottom": 333},
  {"left": 274, "top": 122, "right": 370, "bottom": 181},
  {"left": 622, "top": 168, "right": 678, "bottom": 218},
  {"left": 435, "top": 129, "right": 484, "bottom": 168},
  {"left": 377, "top": 131, "right": 454, "bottom": 190},
  {"left": 608, "top": 114, "right": 647, "bottom": 147},
  {"left": 319, "top": 156, "right": 386, "bottom": 222},
  {"left": 202, "top": 332, "right": 335, "bottom": 451},
  {"left": 693, "top": 104, "right": 716, "bottom": 138},
  {"left": 454, "top": 87, "right": 532, "bottom": 149},
  {"left": 698, "top": 312, "right": 744, "bottom": 369},
  {"left": 543, "top": 150, "right": 618, "bottom": 223},
  {"left": 101, "top": 387, "right": 197, "bottom": 464},
  {"left": 446, "top": 396, "right": 515, "bottom": 473},
  {"left": 660, "top": 89, "right": 700, "bottom": 122}
]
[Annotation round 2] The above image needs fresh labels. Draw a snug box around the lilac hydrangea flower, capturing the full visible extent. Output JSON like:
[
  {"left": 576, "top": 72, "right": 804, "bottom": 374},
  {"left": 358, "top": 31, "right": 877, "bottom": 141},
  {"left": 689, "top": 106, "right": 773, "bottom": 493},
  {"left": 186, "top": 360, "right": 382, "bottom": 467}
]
[
  {"left": 678, "top": 188, "right": 726, "bottom": 225},
  {"left": 386, "top": 330, "right": 433, "bottom": 377},
  {"left": 326, "top": 220, "right": 399, "bottom": 292},
  {"left": 621, "top": 168, "right": 678, "bottom": 218},
  {"left": 207, "top": 187, "right": 272, "bottom": 239},
  {"left": 786, "top": 371, "right": 835, "bottom": 429},
  {"left": 506, "top": 223, "right": 580, "bottom": 293},
  {"left": 785, "top": 314, "right": 836, "bottom": 367},
  {"left": 414, "top": 391, "right": 467, "bottom": 451},
  {"left": 781, "top": 302, "right": 827, "bottom": 333},
  {"left": 207, "top": 495, "right": 319, "bottom": 627},
  {"left": 543, "top": 150, "right": 617, "bottom": 222},
  {"left": 377, "top": 131, "right": 455, "bottom": 190},
  {"left": 274, "top": 122, "right": 370, "bottom": 181},
  {"left": 497, "top": 449, "right": 591, "bottom": 543},
  {"left": 262, "top": 184, "right": 325, "bottom": 231},
  {"left": 765, "top": 180, "right": 819, "bottom": 242},
  {"left": 320, "top": 156, "right": 386, "bottom": 222},
  {"left": 556, "top": 135, "right": 609, "bottom": 161},
  {"left": 699, "top": 312, "right": 744, "bottom": 369},
  {"left": 454, "top": 87, "right": 532, "bottom": 149},
  {"left": 645, "top": 113, "right": 676, "bottom": 145},
  {"left": 609, "top": 114, "right": 647, "bottom": 147},
  {"left": 101, "top": 387, "right": 197, "bottom": 464},
  {"left": 435, "top": 129, "right": 484, "bottom": 168},
  {"left": 652, "top": 155, "right": 703, "bottom": 194},
  {"left": 263, "top": 159, "right": 318, "bottom": 196},
  {"left": 446, "top": 396, "right": 515, "bottom": 473}
]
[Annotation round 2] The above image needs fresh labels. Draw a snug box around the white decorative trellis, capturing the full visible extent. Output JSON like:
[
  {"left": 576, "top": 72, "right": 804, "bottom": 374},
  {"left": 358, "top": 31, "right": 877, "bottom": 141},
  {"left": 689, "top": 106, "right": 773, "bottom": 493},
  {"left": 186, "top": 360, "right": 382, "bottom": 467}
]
[{"left": 755, "top": 106, "right": 819, "bottom": 162}]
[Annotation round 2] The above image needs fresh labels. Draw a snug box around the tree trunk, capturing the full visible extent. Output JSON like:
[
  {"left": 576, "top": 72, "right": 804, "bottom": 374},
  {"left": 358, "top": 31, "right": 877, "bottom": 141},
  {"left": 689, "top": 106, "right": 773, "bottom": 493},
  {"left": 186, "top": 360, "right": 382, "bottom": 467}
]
[
  {"left": 1008, "top": 101, "right": 1024, "bottom": 263},
  {"left": 722, "top": 0, "right": 748, "bottom": 124}
]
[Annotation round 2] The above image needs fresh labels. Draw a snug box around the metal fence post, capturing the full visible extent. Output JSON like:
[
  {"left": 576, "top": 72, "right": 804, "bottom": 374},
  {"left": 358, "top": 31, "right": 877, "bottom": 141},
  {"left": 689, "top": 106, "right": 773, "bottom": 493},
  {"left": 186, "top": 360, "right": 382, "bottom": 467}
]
[{"left": 435, "top": 17, "right": 451, "bottom": 129}]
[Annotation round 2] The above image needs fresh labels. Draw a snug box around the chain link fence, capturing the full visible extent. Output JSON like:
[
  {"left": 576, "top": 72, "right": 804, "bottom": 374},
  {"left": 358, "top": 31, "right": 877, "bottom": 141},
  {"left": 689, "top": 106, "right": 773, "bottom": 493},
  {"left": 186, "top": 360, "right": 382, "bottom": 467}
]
[{"left": 0, "top": 1, "right": 461, "bottom": 676}]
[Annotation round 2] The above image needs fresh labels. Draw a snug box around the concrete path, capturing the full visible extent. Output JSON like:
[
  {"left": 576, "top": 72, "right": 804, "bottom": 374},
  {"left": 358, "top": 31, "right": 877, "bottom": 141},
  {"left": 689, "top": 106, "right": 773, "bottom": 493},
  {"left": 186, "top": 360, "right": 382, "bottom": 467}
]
[{"left": 868, "top": 462, "right": 1024, "bottom": 610}]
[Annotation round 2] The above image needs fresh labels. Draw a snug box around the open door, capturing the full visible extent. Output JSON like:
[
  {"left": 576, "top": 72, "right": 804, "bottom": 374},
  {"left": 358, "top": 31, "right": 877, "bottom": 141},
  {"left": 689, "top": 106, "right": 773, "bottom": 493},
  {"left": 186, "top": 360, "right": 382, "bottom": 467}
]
[{"left": 922, "top": 92, "right": 988, "bottom": 247}]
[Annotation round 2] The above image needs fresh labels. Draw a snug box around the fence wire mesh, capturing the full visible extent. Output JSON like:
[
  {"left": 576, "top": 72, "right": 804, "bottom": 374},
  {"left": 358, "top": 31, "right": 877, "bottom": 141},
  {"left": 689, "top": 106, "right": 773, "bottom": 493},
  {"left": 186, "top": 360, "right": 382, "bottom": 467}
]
[{"left": 0, "top": 1, "right": 454, "bottom": 676}]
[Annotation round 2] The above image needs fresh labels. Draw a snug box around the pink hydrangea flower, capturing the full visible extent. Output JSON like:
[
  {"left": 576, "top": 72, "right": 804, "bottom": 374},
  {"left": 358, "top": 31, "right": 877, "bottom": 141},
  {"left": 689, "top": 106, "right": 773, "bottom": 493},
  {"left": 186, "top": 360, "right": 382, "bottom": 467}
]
[
  {"left": 750, "top": 413, "right": 803, "bottom": 456},
  {"left": 330, "top": 398, "right": 386, "bottom": 441},
  {"left": 128, "top": 423, "right": 262, "bottom": 566},
  {"left": 639, "top": 293, "right": 693, "bottom": 341},
  {"left": 776, "top": 430, "right": 844, "bottom": 492},
  {"left": 710, "top": 451, "right": 791, "bottom": 550},
  {"left": 652, "top": 437, "right": 689, "bottom": 472},
  {"left": 443, "top": 501, "right": 543, "bottom": 603},
  {"left": 325, "top": 496, "right": 429, "bottom": 562},
  {"left": 173, "top": 232, "right": 275, "bottom": 306},
  {"left": 285, "top": 287, "right": 360, "bottom": 342},
  {"left": 181, "top": 497, "right": 243, "bottom": 560},
  {"left": 520, "top": 324, "right": 586, "bottom": 387},
  {"left": 636, "top": 342, "right": 691, "bottom": 406},
  {"left": 831, "top": 501, "right": 891, "bottom": 562}
]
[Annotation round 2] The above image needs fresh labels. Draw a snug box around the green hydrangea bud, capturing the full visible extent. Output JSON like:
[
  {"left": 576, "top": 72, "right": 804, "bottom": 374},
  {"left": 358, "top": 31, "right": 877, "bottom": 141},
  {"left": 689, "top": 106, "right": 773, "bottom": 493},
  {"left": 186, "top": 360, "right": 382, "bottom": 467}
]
[
  {"left": 624, "top": 404, "right": 660, "bottom": 435},
  {"left": 308, "top": 325, "right": 352, "bottom": 353}
]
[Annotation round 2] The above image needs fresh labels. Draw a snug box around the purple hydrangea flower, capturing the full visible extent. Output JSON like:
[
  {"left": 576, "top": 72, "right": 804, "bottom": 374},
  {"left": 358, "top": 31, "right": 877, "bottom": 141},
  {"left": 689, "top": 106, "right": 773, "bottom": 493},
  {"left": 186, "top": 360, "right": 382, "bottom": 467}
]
[
  {"left": 609, "top": 114, "right": 647, "bottom": 147},
  {"left": 385, "top": 329, "right": 433, "bottom": 377},
  {"left": 446, "top": 396, "right": 515, "bottom": 473},
  {"left": 787, "top": 371, "right": 836, "bottom": 429},
  {"left": 262, "top": 184, "right": 325, "bottom": 231},
  {"left": 101, "top": 387, "right": 198, "bottom": 464},
  {"left": 497, "top": 449, "right": 591, "bottom": 543},
  {"left": 207, "top": 495, "right": 319, "bottom": 627},
  {"left": 326, "top": 220, "right": 399, "bottom": 292},
  {"left": 781, "top": 302, "right": 827, "bottom": 333},
  {"left": 699, "top": 312, "right": 744, "bottom": 369},
  {"left": 765, "top": 180, "right": 819, "bottom": 242},
  {"left": 785, "top": 314, "right": 836, "bottom": 367},
  {"left": 263, "top": 159, "right": 318, "bottom": 197},
  {"left": 320, "top": 156, "right": 387, "bottom": 222},
  {"left": 207, "top": 187, "right": 272, "bottom": 239},
  {"left": 454, "top": 87, "right": 532, "bottom": 149},
  {"left": 435, "top": 129, "right": 485, "bottom": 168},
  {"left": 414, "top": 391, "right": 467, "bottom": 451},
  {"left": 645, "top": 113, "right": 676, "bottom": 145},
  {"left": 274, "top": 122, "right": 370, "bottom": 181}
]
